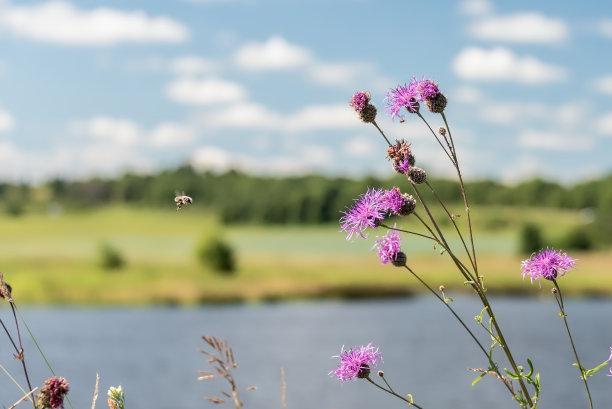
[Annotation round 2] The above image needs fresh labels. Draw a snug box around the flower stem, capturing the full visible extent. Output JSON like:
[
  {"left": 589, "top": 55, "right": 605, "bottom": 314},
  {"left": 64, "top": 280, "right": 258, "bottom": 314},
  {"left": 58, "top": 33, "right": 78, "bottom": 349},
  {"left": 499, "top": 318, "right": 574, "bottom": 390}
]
[
  {"left": 365, "top": 376, "right": 424, "bottom": 408},
  {"left": 552, "top": 280, "right": 593, "bottom": 409}
]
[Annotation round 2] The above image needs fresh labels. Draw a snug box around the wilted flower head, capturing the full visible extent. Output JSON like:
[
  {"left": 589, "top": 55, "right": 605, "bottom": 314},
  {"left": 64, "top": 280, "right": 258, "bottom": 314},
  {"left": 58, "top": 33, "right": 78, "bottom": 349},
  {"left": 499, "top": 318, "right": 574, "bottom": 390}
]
[
  {"left": 107, "top": 385, "right": 125, "bottom": 409},
  {"left": 374, "top": 229, "right": 403, "bottom": 265},
  {"left": 37, "top": 377, "right": 69, "bottom": 409},
  {"left": 340, "top": 187, "right": 387, "bottom": 241},
  {"left": 386, "top": 83, "right": 419, "bottom": 120},
  {"left": 387, "top": 139, "right": 415, "bottom": 174},
  {"left": 330, "top": 343, "right": 382, "bottom": 382},
  {"left": 521, "top": 248, "right": 576, "bottom": 284}
]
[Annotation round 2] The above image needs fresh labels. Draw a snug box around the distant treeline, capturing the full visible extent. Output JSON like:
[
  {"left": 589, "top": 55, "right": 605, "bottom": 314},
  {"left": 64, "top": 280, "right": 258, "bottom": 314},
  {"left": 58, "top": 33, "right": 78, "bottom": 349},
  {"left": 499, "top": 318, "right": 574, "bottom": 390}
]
[{"left": 1, "top": 165, "right": 612, "bottom": 223}]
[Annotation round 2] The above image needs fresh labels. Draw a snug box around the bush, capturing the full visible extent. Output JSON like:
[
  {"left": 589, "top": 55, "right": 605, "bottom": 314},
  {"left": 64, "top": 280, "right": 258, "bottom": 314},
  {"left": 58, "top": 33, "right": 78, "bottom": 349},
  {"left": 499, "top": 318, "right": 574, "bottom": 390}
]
[
  {"left": 561, "top": 227, "right": 594, "bottom": 251},
  {"left": 519, "top": 223, "right": 543, "bottom": 254},
  {"left": 197, "top": 235, "right": 236, "bottom": 274},
  {"left": 99, "top": 242, "right": 126, "bottom": 270}
]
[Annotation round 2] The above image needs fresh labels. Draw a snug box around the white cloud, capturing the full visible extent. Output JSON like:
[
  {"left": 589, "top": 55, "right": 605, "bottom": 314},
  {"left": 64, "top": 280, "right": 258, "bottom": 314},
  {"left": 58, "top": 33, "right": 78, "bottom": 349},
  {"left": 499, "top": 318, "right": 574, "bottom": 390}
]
[
  {"left": 197, "top": 102, "right": 360, "bottom": 132},
  {"left": 459, "top": 0, "right": 493, "bottom": 16},
  {"left": 452, "top": 86, "right": 483, "bottom": 103},
  {"left": 599, "top": 19, "right": 612, "bottom": 37},
  {"left": 307, "top": 61, "right": 374, "bottom": 86},
  {"left": 478, "top": 101, "right": 585, "bottom": 128},
  {"left": 170, "top": 56, "right": 219, "bottom": 76},
  {"left": 518, "top": 129, "right": 594, "bottom": 151},
  {"left": 72, "top": 116, "right": 142, "bottom": 145},
  {"left": 0, "top": 1, "right": 188, "bottom": 46},
  {"left": 284, "top": 104, "right": 357, "bottom": 132},
  {"left": 345, "top": 136, "right": 377, "bottom": 157},
  {"left": 165, "top": 77, "right": 248, "bottom": 105},
  {"left": 453, "top": 47, "right": 568, "bottom": 84},
  {"left": 593, "top": 75, "right": 612, "bottom": 94},
  {"left": 595, "top": 112, "right": 612, "bottom": 135},
  {"left": 233, "top": 36, "right": 311, "bottom": 70},
  {"left": 0, "top": 109, "right": 15, "bottom": 132},
  {"left": 190, "top": 146, "right": 235, "bottom": 173},
  {"left": 150, "top": 123, "right": 196, "bottom": 147},
  {"left": 469, "top": 13, "right": 568, "bottom": 43}
]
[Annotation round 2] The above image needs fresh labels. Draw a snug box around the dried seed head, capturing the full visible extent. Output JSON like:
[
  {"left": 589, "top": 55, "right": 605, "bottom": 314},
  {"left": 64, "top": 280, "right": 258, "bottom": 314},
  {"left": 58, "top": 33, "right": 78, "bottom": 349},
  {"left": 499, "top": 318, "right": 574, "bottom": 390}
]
[
  {"left": 377, "top": 370, "right": 385, "bottom": 377},
  {"left": 392, "top": 251, "right": 407, "bottom": 267},
  {"left": 439, "top": 285, "right": 445, "bottom": 292},
  {"left": 438, "top": 127, "right": 446, "bottom": 136},
  {"left": 551, "top": 288, "right": 558, "bottom": 294},
  {"left": 425, "top": 93, "right": 447, "bottom": 113},
  {"left": 408, "top": 167, "right": 427, "bottom": 184},
  {"left": 358, "top": 104, "right": 377, "bottom": 123}
]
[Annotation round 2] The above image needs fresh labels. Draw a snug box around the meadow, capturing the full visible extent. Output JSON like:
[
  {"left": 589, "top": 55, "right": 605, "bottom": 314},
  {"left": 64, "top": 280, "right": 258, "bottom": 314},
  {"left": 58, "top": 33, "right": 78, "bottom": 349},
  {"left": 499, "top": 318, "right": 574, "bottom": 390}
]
[{"left": 0, "top": 204, "right": 610, "bottom": 305}]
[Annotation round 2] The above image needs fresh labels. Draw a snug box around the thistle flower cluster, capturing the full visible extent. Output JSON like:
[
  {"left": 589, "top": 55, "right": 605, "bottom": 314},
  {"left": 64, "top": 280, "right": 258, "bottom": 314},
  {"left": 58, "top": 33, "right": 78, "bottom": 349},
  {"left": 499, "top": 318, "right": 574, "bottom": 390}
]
[
  {"left": 350, "top": 91, "right": 377, "bottom": 123},
  {"left": 386, "top": 77, "right": 447, "bottom": 120},
  {"left": 36, "top": 376, "right": 69, "bottom": 409},
  {"left": 521, "top": 248, "right": 576, "bottom": 284},
  {"left": 340, "top": 187, "right": 416, "bottom": 241},
  {"left": 330, "top": 343, "right": 382, "bottom": 382},
  {"left": 374, "top": 229, "right": 405, "bottom": 266}
]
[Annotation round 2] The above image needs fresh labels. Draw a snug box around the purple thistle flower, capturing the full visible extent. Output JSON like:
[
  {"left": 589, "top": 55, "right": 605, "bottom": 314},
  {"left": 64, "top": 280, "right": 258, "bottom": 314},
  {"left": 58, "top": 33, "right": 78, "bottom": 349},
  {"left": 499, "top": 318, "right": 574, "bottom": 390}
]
[
  {"left": 394, "top": 158, "right": 412, "bottom": 174},
  {"left": 415, "top": 77, "right": 440, "bottom": 100},
  {"left": 350, "top": 91, "right": 370, "bottom": 112},
  {"left": 37, "top": 376, "right": 69, "bottom": 409},
  {"left": 340, "top": 187, "right": 387, "bottom": 241},
  {"left": 330, "top": 343, "right": 382, "bottom": 382},
  {"left": 386, "top": 83, "right": 419, "bottom": 120},
  {"left": 521, "top": 248, "right": 576, "bottom": 284},
  {"left": 382, "top": 187, "right": 404, "bottom": 215},
  {"left": 374, "top": 229, "right": 402, "bottom": 265}
]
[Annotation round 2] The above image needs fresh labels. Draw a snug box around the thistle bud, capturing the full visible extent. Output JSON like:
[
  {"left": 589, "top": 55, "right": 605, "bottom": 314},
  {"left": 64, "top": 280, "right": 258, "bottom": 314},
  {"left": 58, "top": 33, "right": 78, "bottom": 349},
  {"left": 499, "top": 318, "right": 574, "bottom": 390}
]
[
  {"left": 425, "top": 93, "right": 447, "bottom": 113},
  {"left": 392, "top": 251, "right": 407, "bottom": 267},
  {"left": 358, "top": 104, "right": 377, "bottom": 123},
  {"left": 357, "top": 364, "right": 371, "bottom": 379},
  {"left": 408, "top": 167, "right": 427, "bottom": 184},
  {"left": 399, "top": 193, "right": 416, "bottom": 216},
  {"left": 438, "top": 127, "right": 447, "bottom": 136}
]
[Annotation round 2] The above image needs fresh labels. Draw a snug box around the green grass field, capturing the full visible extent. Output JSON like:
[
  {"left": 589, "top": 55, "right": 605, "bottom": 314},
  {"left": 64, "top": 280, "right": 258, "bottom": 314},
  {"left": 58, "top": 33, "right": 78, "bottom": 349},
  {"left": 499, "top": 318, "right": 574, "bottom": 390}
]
[{"left": 0, "top": 205, "right": 610, "bottom": 304}]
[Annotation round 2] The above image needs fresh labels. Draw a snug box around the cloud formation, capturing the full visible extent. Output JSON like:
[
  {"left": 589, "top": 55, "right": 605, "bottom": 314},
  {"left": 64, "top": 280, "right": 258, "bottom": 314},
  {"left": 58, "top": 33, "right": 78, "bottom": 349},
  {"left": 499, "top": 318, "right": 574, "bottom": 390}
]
[
  {"left": 0, "top": 109, "right": 14, "bottom": 132},
  {"left": 0, "top": 1, "right": 189, "bottom": 45},
  {"left": 166, "top": 77, "right": 248, "bottom": 105},
  {"left": 469, "top": 13, "right": 568, "bottom": 43},
  {"left": 233, "top": 36, "right": 311, "bottom": 70},
  {"left": 453, "top": 47, "right": 568, "bottom": 84}
]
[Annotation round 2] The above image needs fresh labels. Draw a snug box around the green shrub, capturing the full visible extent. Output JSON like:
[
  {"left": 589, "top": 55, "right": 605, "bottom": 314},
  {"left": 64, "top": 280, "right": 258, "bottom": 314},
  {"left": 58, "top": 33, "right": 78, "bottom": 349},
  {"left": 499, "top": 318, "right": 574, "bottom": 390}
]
[
  {"left": 99, "top": 242, "right": 126, "bottom": 270},
  {"left": 561, "top": 227, "right": 594, "bottom": 251},
  {"left": 519, "top": 223, "right": 543, "bottom": 254},
  {"left": 197, "top": 235, "right": 236, "bottom": 274}
]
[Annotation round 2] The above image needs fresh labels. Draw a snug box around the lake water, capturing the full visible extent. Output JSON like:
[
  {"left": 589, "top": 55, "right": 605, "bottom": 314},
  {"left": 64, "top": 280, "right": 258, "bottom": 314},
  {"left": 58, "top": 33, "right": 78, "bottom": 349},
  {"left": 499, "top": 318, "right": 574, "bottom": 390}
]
[{"left": 1, "top": 296, "right": 611, "bottom": 409}]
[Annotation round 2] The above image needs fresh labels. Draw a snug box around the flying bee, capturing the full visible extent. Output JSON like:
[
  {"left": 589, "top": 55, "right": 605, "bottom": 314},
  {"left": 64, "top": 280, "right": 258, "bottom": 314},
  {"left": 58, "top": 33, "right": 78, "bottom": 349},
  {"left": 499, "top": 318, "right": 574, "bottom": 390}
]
[{"left": 174, "top": 191, "right": 193, "bottom": 211}]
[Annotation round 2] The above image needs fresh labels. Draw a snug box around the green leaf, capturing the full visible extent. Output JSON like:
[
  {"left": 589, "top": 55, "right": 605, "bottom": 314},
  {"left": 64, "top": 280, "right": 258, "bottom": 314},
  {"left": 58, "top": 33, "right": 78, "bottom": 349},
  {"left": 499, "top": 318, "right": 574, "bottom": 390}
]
[{"left": 472, "top": 372, "right": 486, "bottom": 386}]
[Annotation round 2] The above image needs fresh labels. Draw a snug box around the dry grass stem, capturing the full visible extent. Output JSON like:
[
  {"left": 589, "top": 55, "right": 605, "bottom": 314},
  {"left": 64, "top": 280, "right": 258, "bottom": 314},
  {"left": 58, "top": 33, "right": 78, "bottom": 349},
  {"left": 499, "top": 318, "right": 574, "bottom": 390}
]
[
  {"left": 8, "top": 387, "right": 38, "bottom": 409},
  {"left": 91, "top": 373, "right": 100, "bottom": 409}
]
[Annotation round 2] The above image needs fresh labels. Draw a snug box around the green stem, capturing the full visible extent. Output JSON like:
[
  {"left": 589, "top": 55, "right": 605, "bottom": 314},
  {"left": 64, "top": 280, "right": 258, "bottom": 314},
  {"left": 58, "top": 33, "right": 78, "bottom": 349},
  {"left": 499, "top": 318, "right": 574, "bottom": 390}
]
[
  {"left": 553, "top": 280, "right": 593, "bottom": 409},
  {"left": 365, "top": 376, "right": 424, "bottom": 408},
  {"left": 372, "top": 120, "right": 392, "bottom": 146}
]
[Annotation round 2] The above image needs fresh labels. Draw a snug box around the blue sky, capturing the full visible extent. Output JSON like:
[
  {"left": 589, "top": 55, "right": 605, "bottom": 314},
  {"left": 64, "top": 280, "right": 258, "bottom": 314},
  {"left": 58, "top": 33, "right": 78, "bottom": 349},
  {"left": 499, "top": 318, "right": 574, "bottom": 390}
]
[{"left": 0, "top": 0, "right": 611, "bottom": 184}]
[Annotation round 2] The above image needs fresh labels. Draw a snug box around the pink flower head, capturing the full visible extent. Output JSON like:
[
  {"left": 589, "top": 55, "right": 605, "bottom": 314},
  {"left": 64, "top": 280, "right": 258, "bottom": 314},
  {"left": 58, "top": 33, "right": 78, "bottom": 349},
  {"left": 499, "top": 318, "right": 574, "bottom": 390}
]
[
  {"left": 374, "top": 229, "right": 402, "bottom": 264},
  {"left": 386, "top": 83, "right": 419, "bottom": 120},
  {"left": 394, "top": 158, "right": 412, "bottom": 174},
  {"left": 340, "top": 187, "right": 387, "bottom": 241},
  {"left": 521, "top": 248, "right": 576, "bottom": 285},
  {"left": 330, "top": 343, "right": 382, "bottom": 382},
  {"left": 382, "top": 187, "right": 404, "bottom": 215},
  {"left": 37, "top": 376, "right": 69, "bottom": 409},
  {"left": 414, "top": 77, "right": 440, "bottom": 100},
  {"left": 350, "top": 91, "right": 370, "bottom": 112}
]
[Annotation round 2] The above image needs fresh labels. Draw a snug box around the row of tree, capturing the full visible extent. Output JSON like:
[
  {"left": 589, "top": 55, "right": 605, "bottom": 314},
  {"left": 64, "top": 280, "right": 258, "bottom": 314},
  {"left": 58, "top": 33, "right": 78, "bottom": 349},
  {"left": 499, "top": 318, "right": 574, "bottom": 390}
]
[{"left": 1, "top": 165, "right": 612, "bottom": 223}]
